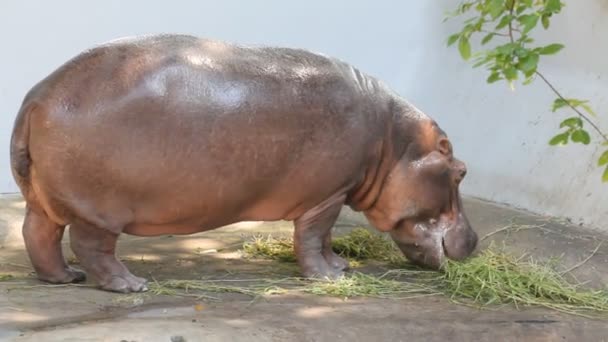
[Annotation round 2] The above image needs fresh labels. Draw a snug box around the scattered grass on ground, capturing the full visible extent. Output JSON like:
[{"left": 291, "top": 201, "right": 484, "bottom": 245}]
[
  {"left": 0, "top": 274, "right": 14, "bottom": 281},
  {"left": 153, "top": 227, "right": 608, "bottom": 318},
  {"left": 12, "top": 225, "right": 600, "bottom": 318}
]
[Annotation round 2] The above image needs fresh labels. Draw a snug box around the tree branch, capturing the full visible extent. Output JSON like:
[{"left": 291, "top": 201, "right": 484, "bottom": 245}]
[
  {"left": 534, "top": 71, "right": 608, "bottom": 143},
  {"left": 504, "top": 0, "right": 607, "bottom": 144},
  {"left": 508, "top": 0, "right": 516, "bottom": 43},
  {"left": 481, "top": 30, "right": 510, "bottom": 37}
]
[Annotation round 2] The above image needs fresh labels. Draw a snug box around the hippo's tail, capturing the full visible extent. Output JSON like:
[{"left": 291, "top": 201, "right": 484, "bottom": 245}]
[{"left": 10, "top": 101, "right": 35, "bottom": 193}]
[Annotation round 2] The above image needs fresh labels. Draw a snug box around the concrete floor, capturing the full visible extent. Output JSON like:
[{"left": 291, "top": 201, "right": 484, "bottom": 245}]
[{"left": 0, "top": 194, "right": 607, "bottom": 341}]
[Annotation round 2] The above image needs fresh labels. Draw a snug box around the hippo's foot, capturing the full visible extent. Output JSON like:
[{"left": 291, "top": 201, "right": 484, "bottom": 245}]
[
  {"left": 100, "top": 272, "right": 148, "bottom": 293},
  {"left": 323, "top": 251, "right": 350, "bottom": 272},
  {"left": 301, "top": 259, "right": 345, "bottom": 281},
  {"left": 69, "top": 222, "right": 147, "bottom": 293},
  {"left": 38, "top": 266, "right": 87, "bottom": 284}
]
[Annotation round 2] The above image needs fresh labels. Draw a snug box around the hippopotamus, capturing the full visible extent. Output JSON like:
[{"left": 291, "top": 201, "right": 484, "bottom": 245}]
[{"left": 10, "top": 34, "right": 477, "bottom": 293}]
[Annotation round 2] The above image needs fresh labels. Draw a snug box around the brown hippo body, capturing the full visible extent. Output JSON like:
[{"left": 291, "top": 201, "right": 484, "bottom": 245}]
[{"left": 11, "top": 34, "right": 477, "bottom": 293}]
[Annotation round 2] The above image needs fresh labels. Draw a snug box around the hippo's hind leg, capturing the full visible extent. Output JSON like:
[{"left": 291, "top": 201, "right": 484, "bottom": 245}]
[
  {"left": 22, "top": 206, "right": 86, "bottom": 283},
  {"left": 294, "top": 194, "right": 349, "bottom": 279},
  {"left": 69, "top": 222, "right": 147, "bottom": 293}
]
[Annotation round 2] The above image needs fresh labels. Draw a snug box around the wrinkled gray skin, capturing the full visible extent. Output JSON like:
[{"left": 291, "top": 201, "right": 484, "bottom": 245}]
[{"left": 10, "top": 34, "right": 477, "bottom": 293}]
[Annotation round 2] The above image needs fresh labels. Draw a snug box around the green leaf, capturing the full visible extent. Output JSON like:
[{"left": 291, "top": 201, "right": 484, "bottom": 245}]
[
  {"left": 458, "top": 36, "right": 472, "bottom": 60},
  {"left": 496, "top": 43, "right": 517, "bottom": 55},
  {"left": 447, "top": 33, "right": 460, "bottom": 46},
  {"left": 603, "top": 166, "right": 608, "bottom": 182},
  {"left": 473, "top": 56, "right": 492, "bottom": 68},
  {"left": 580, "top": 103, "right": 596, "bottom": 116},
  {"left": 481, "top": 33, "right": 494, "bottom": 45},
  {"left": 541, "top": 14, "right": 550, "bottom": 29},
  {"left": 569, "top": 99, "right": 587, "bottom": 107},
  {"left": 504, "top": 67, "right": 518, "bottom": 81},
  {"left": 460, "top": 2, "right": 474, "bottom": 13},
  {"left": 559, "top": 117, "right": 582, "bottom": 129},
  {"left": 545, "top": 0, "right": 562, "bottom": 13},
  {"left": 518, "top": 14, "right": 539, "bottom": 34},
  {"left": 523, "top": 76, "right": 535, "bottom": 85},
  {"left": 517, "top": 53, "right": 539, "bottom": 73},
  {"left": 488, "top": 0, "right": 504, "bottom": 19},
  {"left": 496, "top": 14, "right": 513, "bottom": 30},
  {"left": 549, "top": 132, "right": 569, "bottom": 145},
  {"left": 552, "top": 98, "right": 568, "bottom": 112},
  {"left": 598, "top": 150, "right": 608, "bottom": 166},
  {"left": 516, "top": 5, "right": 527, "bottom": 14},
  {"left": 514, "top": 47, "right": 529, "bottom": 58},
  {"left": 571, "top": 129, "right": 591, "bottom": 145},
  {"left": 487, "top": 72, "right": 502, "bottom": 83},
  {"left": 539, "top": 43, "right": 564, "bottom": 55}
]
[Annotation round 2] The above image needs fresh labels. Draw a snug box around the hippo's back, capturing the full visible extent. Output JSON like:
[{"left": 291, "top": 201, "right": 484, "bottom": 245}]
[
  {"left": 36, "top": 34, "right": 376, "bottom": 115},
  {"left": 17, "top": 34, "right": 391, "bottom": 231}
]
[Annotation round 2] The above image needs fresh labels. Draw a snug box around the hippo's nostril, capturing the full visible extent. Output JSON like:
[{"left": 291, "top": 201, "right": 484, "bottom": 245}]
[
  {"left": 454, "top": 162, "right": 467, "bottom": 183},
  {"left": 460, "top": 168, "right": 467, "bottom": 179}
]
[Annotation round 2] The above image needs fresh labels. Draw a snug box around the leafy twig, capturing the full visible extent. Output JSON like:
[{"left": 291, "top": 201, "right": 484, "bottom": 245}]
[
  {"left": 445, "top": 0, "right": 608, "bottom": 182},
  {"left": 534, "top": 72, "right": 608, "bottom": 143}
]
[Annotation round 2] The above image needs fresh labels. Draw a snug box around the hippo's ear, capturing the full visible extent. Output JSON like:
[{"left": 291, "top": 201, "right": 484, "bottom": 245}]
[{"left": 437, "top": 137, "right": 452, "bottom": 156}]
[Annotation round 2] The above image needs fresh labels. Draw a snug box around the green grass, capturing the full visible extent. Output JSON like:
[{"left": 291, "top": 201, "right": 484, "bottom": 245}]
[
  {"left": 332, "top": 229, "right": 404, "bottom": 263},
  {"left": 242, "top": 228, "right": 404, "bottom": 264},
  {"left": 441, "top": 248, "right": 608, "bottom": 316},
  {"left": 238, "top": 229, "right": 608, "bottom": 317},
  {"left": 140, "top": 228, "right": 608, "bottom": 318},
  {"left": 242, "top": 235, "right": 297, "bottom": 262},
  {"left": 0, "top": 274, "right": 14, "bottom": 281}
]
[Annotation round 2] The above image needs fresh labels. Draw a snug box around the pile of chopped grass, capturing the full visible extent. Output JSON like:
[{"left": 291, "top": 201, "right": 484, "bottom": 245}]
[
  {"left": 235, "top": 229, "right": 608, "bottom": 317},
  {"left": 441, "top": 247, "right": 608, "bottom": 316},
  {"left": 242, "top": 235, "right": 296, "bottom": 262},
  {"left": 332, "top": 229, "right": 404, "bottom": 263},
  {"left": 242, "top": 228, "right": 403, "bottom": 264}
]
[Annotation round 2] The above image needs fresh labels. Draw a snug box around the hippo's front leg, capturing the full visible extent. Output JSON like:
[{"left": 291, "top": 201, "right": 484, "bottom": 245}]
[
  {"left": 293, "top": 194, "right": 348, "bottom": 280},
  {"left": 69, "top": 223, "right": 148, "bottom": 293}
]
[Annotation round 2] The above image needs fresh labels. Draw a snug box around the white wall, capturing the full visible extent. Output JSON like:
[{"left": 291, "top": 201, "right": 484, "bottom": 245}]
[{"left": 0, "top": 1, "right": 606, "bottom": 229}]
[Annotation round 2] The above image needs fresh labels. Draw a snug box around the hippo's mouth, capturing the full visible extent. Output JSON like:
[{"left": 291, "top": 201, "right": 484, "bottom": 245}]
[
  {"left": 394, "top": 235, "right": 446, "bottom": 270},
  {"left": 394, "top": 224, "right": 477, "bottom": 270}
]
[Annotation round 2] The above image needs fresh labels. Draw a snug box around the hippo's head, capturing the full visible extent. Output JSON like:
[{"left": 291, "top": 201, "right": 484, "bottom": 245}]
[{"left": 363, "top": 119, "right": 477, "bottom": 269}]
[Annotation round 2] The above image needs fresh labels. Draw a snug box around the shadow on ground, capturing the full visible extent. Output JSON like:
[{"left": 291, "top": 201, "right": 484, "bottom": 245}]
[{"left": 1, "top": 195, "right": 607, "bottom": 341}]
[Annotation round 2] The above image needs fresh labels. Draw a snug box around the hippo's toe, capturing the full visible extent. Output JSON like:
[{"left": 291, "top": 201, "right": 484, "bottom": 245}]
[
  {"left": 38, "top": 266, "right": 87, "bottom": 284},
  {"left": 302, "top": 262, "right": 345, "bottom": 281},
  {"left": 324, "top": 252, "right": 350, "bottom": 272},
  {"left": 101, "top": 274, "right": 148, "bottom": 293},
  {"left": 67, "top": 267, "right": 87, "bottom": 283}
]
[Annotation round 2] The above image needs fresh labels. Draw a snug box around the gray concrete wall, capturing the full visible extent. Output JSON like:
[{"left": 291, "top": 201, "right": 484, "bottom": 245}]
[{"left": 0, "top": 1, "right": 606, "bottom": 228}]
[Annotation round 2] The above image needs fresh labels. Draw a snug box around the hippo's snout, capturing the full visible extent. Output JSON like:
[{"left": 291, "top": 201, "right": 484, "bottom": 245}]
[
  {"left": 391, "top": 214, "right": 478, "bottom": 270},
  {"left": 443, "top": 223, "right": 478, "bottom": 261}
]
